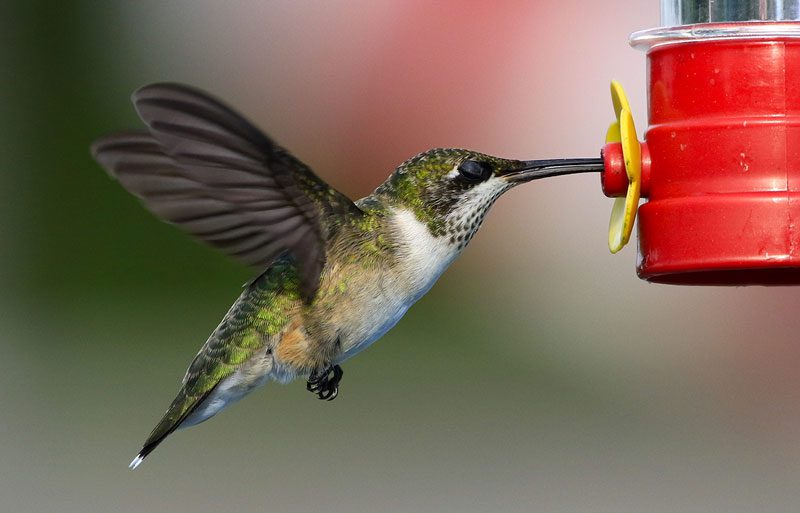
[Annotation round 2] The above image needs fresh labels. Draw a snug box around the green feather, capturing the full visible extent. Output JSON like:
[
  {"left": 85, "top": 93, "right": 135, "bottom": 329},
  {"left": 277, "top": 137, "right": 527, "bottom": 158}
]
[{"left": 136, "top": 259, "right": 301, "bottom": 459}]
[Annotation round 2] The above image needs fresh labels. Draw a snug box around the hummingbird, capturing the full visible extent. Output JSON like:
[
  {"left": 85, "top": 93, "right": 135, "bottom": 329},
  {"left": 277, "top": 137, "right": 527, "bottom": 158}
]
[{"left": 91, "top": 83, "right": 603, "bottom": 469}]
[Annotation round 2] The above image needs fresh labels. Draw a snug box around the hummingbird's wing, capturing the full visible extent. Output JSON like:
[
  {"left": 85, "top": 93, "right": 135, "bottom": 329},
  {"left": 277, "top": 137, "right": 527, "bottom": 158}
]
[{"left": 92, "top": 82, "right": 361, "bottom": 301}]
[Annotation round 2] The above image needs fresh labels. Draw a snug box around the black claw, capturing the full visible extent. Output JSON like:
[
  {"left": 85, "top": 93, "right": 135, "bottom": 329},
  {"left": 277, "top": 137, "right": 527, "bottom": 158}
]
[{"left": 306, "top": 364, "right": 344, "bottom": 401}]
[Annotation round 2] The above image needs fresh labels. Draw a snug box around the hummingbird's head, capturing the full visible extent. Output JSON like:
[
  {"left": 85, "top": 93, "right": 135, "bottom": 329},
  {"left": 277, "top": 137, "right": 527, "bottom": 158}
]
[{"left": 375, "top": 148, "right": 601, "bottom": 247}]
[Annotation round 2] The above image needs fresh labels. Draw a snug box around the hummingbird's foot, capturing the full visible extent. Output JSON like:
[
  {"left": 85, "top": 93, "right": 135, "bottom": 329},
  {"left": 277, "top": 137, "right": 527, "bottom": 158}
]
[{"left": 306, "top": 364, "right": 344, "bottom": 401}]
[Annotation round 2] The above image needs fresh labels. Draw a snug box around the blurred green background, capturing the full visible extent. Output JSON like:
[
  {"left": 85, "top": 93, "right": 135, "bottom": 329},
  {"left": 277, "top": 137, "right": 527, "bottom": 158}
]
[{"left": 4, "top": 2, "right": 800, "bottom": 512}]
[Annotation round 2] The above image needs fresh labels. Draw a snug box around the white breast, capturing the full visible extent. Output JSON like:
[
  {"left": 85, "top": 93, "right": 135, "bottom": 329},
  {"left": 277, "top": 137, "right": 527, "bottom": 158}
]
[
  {"left": 337, "top": 208, "right": 458, "bottom": 361},
  {"left": 391, "top": 208, "right": 459, "bottom": 301}
]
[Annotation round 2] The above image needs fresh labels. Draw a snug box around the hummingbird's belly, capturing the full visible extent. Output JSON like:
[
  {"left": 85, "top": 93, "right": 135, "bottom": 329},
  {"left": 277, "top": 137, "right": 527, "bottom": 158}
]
[
  {"left": 336, "top": 258, "right": 452, "bottom": 360},
  {"left": 335, "top": 208, "right": 458, "bottom": 363},
  {"left": 336, "top": 296, "right": 413, "bottom": 363}
]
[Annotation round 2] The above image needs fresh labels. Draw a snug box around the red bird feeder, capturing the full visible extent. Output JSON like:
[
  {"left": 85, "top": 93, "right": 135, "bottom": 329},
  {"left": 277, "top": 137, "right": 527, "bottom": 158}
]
[{"left": 601, "top": 0, "right": 800, "bottom": 285}]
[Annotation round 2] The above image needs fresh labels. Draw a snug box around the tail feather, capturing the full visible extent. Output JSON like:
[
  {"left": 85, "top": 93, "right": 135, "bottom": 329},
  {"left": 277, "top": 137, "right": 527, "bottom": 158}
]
[
  {"left": 127, "top": 386, "right": 215, "bottom": 470},
  {"left": 128, "top": 435, "right": 165, "bottom": 470},
  {"left": 129, "top": 454, "right": 145, "bottom": 470}
]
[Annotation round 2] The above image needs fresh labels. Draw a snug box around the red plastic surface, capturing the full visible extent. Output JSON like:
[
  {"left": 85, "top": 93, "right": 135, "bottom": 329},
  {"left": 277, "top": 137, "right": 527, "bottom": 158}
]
[
  {"left": 637, "top": 34, "right": 800, "bottom": 285},
  {"left": 601, "top": 142, "right": 651, "bottom": 198}
]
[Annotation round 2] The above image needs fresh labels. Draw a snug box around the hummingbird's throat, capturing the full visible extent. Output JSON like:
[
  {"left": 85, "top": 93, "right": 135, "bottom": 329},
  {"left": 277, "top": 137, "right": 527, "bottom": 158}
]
[{"left": 440, "top": 178, "right": 510, "bottom": 252}]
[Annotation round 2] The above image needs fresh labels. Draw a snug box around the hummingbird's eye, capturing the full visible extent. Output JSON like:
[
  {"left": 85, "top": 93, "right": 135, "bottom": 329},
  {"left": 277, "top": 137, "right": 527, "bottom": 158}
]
[{"left": 457, "top": 160, "right": 492, "bottom": 182}]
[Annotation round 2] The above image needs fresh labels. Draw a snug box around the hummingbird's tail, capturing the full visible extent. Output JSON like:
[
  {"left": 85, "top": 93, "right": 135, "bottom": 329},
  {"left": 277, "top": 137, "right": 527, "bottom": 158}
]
[
  {"left": 128, "top": 385, "right": 217, "bottom": 470},
  {"left": 129, "top": 454, "right": 146, "bottom": 470},
  {"left": 127, "top": 362, "right": 274, "bottom": 469},
  {"left": 129, "top": 428, "right": 173, "bottom": 469},
  {"left": 128, "top": 434, "right": 167, "bottom": 470}
]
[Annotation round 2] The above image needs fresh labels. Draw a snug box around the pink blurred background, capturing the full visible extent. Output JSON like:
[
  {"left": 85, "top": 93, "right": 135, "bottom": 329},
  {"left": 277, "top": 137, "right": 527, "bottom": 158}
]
[{"left": 4, "top": 1, "right": 800, "bottom": 512}]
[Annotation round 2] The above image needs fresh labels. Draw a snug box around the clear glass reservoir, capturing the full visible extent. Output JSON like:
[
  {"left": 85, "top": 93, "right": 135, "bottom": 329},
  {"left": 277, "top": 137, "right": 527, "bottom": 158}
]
[
  {"left": 632, "top": 0, "right": 800, "bottom": 50},
  {"left": 662, "top": 0, "right": 800, "bottom": 26}
]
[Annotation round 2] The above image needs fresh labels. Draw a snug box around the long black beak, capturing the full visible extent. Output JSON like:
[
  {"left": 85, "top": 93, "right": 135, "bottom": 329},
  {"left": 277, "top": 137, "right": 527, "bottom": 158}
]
[{"left": 500, "top": 158, "right": 604, "bottom": 183}]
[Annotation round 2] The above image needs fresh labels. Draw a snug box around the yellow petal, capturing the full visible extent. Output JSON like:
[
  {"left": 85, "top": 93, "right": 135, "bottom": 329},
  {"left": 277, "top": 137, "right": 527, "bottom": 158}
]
[
  {"left": 610, "top": 80, "right": 631, "bottom": 121},
  {"left": 620, "top": 108, "right": 641, "bottom": 184},
  {"left": 608, "top": 197, "right": 627, "bottom": 253},
  {"left": 606, "top": 121, "right": 621, "bottom": 144},
  {"left": 606, "top": 82, "right": 641, "bottom": 253}
]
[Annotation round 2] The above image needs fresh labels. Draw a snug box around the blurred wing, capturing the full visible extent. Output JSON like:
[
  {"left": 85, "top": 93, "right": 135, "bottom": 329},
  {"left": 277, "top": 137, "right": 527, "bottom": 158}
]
[{"left": 92, "top": 83, "right": 361, "bottom": 300}]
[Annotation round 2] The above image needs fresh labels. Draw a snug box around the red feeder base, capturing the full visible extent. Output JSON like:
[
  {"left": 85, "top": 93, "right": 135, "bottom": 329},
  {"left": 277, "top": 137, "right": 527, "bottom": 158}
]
[{"left": 632, "top": 24, "right": 800, "bottom": 285}]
